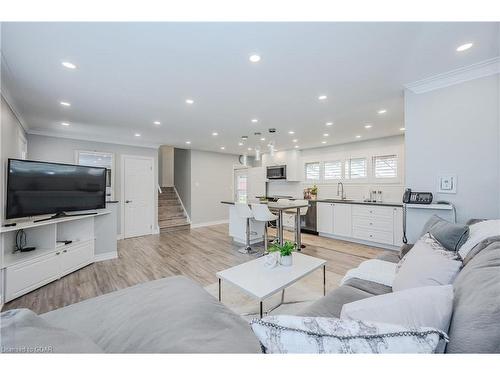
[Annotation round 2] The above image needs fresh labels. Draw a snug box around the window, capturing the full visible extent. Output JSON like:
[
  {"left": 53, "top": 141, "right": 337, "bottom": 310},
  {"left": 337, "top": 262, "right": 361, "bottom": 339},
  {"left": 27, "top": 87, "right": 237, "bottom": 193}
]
[
  {"left": 374, "top": 155, "right": 398, "bottom": 178},
  {"left": 345, "top": 158, "right": 367, "bottom": 179},
  {"left": 235, "top": 174, "right": 248, "bottom": 203},
  {"left": 324, "top": 160, "right": 342, "bottom": 180},
  {"left": 305, "top": 162, "right": 320, "bottom": 180}
]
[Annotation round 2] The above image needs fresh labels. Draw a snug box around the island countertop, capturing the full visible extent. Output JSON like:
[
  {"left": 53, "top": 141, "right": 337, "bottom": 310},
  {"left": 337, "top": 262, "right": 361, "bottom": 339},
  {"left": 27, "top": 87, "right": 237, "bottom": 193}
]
[{"left": 221, "top": 199, "right": 402, "bottom": 208}]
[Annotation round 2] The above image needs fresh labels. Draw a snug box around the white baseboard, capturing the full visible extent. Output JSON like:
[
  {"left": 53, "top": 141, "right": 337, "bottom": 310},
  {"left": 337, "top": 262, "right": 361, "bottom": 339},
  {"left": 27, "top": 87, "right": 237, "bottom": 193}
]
[
  {"left": 94, "top": 251, "right": 118, "bottom": 262},
  {"left": 153, "top": 226, "right": 160, "bottom": 234},
  {"left": 117, "top": 234, "right": 124, "bottom": 240},
  {"left": 190, "top": 219, "right": 228, "bottom": 229}
]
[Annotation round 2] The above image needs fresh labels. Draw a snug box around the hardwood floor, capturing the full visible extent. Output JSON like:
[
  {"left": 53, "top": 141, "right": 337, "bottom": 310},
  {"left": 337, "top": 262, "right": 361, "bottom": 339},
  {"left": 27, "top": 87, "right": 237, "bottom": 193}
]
[{"left": 2, "top": 224, "right": 383, "bottom": 314}]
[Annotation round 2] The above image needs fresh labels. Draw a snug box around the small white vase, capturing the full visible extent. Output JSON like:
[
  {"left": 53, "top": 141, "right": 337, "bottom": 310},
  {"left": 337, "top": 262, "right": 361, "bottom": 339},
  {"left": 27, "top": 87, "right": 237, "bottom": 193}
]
[{"left": 280, "top": 255, "right": 293, "bottom": 266}]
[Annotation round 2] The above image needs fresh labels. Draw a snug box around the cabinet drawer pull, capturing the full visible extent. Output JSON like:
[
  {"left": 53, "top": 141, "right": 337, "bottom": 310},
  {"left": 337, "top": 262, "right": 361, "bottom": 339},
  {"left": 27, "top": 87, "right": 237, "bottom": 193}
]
[
  {"left": 63, "top": 249, "right": 67, "bottom": 253},
  {"left": 369, "top": 222, "right": 373, "bottom": 225},
  {"left": 56, "top": 252, "right": 61, "bottom": 255}
]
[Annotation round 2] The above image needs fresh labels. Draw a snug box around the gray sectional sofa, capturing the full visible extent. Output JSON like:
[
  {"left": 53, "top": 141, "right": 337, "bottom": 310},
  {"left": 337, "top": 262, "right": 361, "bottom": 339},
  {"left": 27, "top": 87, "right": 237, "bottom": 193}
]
[{"left": 2, "top": 225, "right": 500, "bottom": 353}]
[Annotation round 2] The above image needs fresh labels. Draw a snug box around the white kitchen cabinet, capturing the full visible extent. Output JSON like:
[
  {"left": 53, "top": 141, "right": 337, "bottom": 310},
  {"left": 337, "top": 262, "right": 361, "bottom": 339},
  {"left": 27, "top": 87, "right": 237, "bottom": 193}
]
[
  {"left": 317, "top": 202, "right": 404, "bottom": 249},
  {"left": 332, "top": 203, "right": 352, "bottom": 237},
  {"left": 317, "top": 202, "right": 334, "bottom": 234},
  {"left": 262, "top": 150, "right": 301, "bottom": 181},
  {"left": 393, "top": 207, "right": 404, "bottom": 246}
]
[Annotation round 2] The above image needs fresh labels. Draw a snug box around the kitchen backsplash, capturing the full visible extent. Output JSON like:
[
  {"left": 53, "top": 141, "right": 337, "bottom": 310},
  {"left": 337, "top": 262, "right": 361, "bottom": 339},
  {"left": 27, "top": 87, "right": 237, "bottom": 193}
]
[{"left": 267, "top": 181, "right": 405, "bottom": 203}]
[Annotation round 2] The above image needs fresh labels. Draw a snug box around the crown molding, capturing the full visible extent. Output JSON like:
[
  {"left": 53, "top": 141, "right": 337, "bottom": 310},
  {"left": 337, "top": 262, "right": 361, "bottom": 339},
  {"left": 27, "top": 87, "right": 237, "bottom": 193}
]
[
  {"left": 26, "top": 129, "right": 161, "bottom": 150},
  {"left": 405, "top": 57, "right": 500, "bottom": 94}
]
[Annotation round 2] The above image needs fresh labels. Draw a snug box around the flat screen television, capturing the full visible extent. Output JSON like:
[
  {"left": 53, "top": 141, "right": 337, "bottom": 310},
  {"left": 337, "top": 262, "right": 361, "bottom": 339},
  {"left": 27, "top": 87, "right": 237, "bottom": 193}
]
[{"left": 6, "top": 159, "right": 106, "bottom": 220}]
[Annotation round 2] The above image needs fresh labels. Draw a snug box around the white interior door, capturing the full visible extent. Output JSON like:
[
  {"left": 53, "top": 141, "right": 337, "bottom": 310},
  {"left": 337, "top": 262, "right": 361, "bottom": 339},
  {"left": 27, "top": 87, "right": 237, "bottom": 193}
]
[{"left": 122, "top": 155, "right": 154, "bottom": 238}]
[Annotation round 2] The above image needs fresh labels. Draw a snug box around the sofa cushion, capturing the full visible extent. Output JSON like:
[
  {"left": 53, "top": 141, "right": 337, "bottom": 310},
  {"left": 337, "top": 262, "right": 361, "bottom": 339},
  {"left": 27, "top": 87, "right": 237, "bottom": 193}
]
[
  {"left": 343, "top": 278, "right": 393, "bottom": 295},
  {"left": 458, "top": 219, "right": 500, "bottom": 260},
  {"left": 42, "top": 276, "right": 261, "bottom": 353},
  {"left": 251, "top": 315, "right": 448, "bottom": 354},
  {"left": 1, "top": 308, "right": 103, "bottom": 353},
  {"left": 340, "top": 285, "right": 454, "bottom": 333},
  {"left": 393, "top": 237, "right": 462, "bottom": 292},
  {"left": 421, "top": 215, "right": 469, "bottom": 252},
  {"left": 298, "top": 285, "right": 375, "bottom": 318},
  {"left": 446, "top": 240, "right": 500, "bottom": 353}
]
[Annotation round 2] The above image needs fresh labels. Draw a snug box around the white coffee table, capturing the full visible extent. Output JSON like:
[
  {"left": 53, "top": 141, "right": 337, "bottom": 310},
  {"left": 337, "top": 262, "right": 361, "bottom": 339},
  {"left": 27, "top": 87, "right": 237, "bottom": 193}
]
[{"left": 216, "top": 252, "right": 327, "bottom": 318}]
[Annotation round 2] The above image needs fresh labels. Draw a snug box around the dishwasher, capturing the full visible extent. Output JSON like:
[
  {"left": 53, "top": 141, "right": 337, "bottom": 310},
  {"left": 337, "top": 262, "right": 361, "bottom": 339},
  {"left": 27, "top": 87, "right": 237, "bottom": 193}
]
[{"left": 300, "top": 201, "right": 317, "bottom": 235}]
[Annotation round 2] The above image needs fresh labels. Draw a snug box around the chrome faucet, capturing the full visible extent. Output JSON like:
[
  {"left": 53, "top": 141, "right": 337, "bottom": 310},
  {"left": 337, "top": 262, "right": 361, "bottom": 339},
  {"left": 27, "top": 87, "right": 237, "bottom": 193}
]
[{"left": 337, "top": 182, "right": 345, "bottom": 200}]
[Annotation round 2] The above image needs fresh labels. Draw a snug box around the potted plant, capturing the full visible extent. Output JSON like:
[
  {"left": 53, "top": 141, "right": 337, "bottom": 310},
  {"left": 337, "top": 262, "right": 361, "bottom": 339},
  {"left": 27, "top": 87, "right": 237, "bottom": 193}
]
[
  {"left": 310, "top": 184, "right": 318, "bottom": 200},
  {"left": 268, "top": 241, "right": 295, "bottom": 266}
]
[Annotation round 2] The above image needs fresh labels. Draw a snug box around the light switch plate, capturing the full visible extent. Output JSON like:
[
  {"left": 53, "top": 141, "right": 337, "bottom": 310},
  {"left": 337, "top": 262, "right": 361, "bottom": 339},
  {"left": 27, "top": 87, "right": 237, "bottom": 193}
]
[{"left": 437, "top": 175, "right": 457, "bottom": 194}]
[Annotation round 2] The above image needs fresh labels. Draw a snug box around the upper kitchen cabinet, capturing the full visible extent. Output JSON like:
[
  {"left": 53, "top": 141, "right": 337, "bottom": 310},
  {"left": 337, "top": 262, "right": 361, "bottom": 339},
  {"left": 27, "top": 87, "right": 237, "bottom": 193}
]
[{"left": 262, "top": 150, "right": 301, "bottom": 181}]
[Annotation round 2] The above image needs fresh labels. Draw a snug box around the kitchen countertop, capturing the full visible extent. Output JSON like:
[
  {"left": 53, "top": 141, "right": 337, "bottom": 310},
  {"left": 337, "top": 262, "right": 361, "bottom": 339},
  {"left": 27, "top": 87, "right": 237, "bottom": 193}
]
[{"left": 222, "top": 199, "right": 402, "bottom": 208}]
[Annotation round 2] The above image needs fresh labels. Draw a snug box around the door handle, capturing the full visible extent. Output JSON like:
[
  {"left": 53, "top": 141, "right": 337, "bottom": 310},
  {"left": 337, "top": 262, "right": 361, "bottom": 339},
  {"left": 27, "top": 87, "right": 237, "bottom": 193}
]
[{"left": 125, "top": 200, "right": 132, "bottom": 203}]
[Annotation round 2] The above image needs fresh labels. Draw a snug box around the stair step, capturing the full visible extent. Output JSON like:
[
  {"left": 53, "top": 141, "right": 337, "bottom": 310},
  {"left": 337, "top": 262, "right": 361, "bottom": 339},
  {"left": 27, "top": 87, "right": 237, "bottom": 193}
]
[
  {"left": 158, "top": 206, "right": 184, "bottom": 213},
  {"left": 158, "top": 212, "right": 186, "bottom": 220},
  {"left": 159, "top": 217, "right": 189, "bottom": 227},
  {"left": 160, "top": 223, "right": 190, "bottom": 233}
]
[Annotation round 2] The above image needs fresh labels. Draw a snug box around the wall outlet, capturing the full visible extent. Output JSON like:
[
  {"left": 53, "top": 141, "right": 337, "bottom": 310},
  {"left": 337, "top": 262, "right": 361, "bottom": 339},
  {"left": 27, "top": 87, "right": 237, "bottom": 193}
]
[{"left": 438, "top": 175, "right": 457, "bottom": 194}]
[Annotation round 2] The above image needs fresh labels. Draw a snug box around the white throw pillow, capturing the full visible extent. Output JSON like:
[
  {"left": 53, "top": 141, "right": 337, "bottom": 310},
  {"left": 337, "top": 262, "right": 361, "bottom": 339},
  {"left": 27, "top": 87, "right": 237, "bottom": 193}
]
[
  {"left": 392, "top": 238, "right": 462, "bottom": 292},
  {"left": 250, "top": 315, "right": 448, "bottom": 354},
  {"left": 458, "top": 219, "right": 500, "bottom": 260},
  {"left": 340, "top": 285, "right": 454, "bottom": 333}
]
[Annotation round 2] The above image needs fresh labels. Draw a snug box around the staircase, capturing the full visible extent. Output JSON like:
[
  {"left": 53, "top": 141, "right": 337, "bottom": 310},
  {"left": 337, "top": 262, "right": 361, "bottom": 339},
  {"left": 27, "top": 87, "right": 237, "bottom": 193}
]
[{"left": 158, "top": 187, "right": 190, "bottom": 233}]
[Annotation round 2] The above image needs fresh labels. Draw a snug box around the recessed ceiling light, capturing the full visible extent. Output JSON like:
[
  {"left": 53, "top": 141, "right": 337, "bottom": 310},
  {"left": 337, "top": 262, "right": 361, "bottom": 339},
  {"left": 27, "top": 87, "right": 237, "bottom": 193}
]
[
  {"left": 153, "top": 121, "right": 161, "bottom": 125},
  {"left": 220, "top": 146, "right": 225, "bottom": 150},
  {"left": 294, "top": 145, "right": 299, "bottom": 149},
  {"left": 318, "top": 95, "right": 327, "bottom": 101},
  {"left": 134, "top": 133, "right": 141, "bottom": 137},
  {"left": 400, "top": 127, "right": 406, "bottom": 131},
  {"left": 185, "top": 99, "right": 194, "bottom": 104},
  {"left": 212, "top": 132, "right": 218, "bottom": 136},
  {"left": 260, "top": 137, "right": 266, "bottom": 141},
  {"left": 60, "top": 101, "right": 71, "bottom": 107},
  {"left": 292, "top": 139, "right": 298, "bottom": 143},
  {"left": 61, "top": 61, "right": 77, "bottom": 69},
  {"left": 288, "top": 131, "right": 295, "bottom": 135},
  {"left": 321, "top": 141, "right": 327, "bottom": 144},
  {"left": 364, "top": 124, "right": 373, "bottom": 129},
  {"left": 377, "top": 109, "right": 387, "bottom": 114},
  {"left": 61, "top": 122, "right": 70, "bottom": 126},
  {"left": 238, "top": 142, "right": 244, "bottom": 146},
  {"left": 456, "top": 42, "right": 473, "bottom": 52},
  {"left": 249, "top": 54, "right": 261, "bottom": 63},
  {"left": 247, "top": 147, "right": 253, "bottom": 151},
  {"left": 326, "top": 122, "right": 333, "bottom": 126},
  {"left": 186, "top": 141, "right": 191, "bottom": 144},
  {"left": 323, "top": 133, "right": 329, "bottom": 137},
  {"left": 355, "top": 135, "right": 362, "bottom": 139},
  {"left": 251, "top": 118, "right": 259, "bottom": 123}
]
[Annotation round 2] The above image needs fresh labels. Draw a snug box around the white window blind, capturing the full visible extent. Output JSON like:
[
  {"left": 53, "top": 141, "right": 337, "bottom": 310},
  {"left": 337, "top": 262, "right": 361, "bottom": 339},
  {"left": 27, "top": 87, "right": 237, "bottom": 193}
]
[
  {"left": 324, "top": 160, "right": 342, "bottom": 180},
  {"left": 345, "top": 158, "right": 367, "bottom": 179},
  {"left": 374, "top": 155, "right": 398, "bottom": 178},
  {"left": 305, "top": 162, "right": 320, "bottom": 180}
]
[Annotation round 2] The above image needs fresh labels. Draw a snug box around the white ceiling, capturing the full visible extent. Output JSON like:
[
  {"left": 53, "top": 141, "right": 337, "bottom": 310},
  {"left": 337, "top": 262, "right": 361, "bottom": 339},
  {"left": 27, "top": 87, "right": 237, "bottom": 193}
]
[{"left": 1, "top": 22, "right": 499, "bottom": 154}]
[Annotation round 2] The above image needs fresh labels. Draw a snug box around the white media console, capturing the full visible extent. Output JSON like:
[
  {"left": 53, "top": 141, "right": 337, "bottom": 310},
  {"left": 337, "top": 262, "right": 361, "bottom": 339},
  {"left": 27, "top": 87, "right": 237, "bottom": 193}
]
[{"left": 0, "top": 208, "right": 117, "bottom": 303}]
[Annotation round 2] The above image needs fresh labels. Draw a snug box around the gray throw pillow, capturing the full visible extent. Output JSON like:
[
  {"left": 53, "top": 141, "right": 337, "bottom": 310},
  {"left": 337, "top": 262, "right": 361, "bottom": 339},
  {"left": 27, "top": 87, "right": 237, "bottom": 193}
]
[
  {"left": 421, "top": 215, "right": 469, "bottom": 252},
  {"left": 1, "top": 309, "right": 102, "bottom": 353}
]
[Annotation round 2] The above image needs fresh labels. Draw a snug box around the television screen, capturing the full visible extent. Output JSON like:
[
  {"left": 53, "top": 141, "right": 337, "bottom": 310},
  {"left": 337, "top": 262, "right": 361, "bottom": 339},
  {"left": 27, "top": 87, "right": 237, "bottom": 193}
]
[{"left": 6, "top": 159, "right": 106, "bottom": 219}]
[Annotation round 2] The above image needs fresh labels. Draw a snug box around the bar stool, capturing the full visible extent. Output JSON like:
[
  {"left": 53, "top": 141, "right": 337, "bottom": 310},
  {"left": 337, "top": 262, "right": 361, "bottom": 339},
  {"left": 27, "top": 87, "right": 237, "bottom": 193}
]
[
  {"left": 282, "top": 199, "right": 309, "bottom": 249},
  {"left": 251, "top": 203, "right": 279, "bottom": 253},
  {"left": 234, "top": 202, "right": 255, "bottom": 254}
]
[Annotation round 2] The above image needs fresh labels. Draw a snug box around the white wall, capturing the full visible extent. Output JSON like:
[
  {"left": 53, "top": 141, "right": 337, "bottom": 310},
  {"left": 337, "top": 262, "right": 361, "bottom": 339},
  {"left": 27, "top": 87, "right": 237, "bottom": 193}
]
[
  {"left": 159, "top": 145, "right": 174, "bottom": 187},
  {"left": 27, "top": 134, "right": 159, "bottom": 235},
  {"left": 405, "top": 74, "right": 500, "bottom": 242},
  {"left": 174, "top": 148, "right": 191, "bottom": 217},
  {"left": 266, "top": 135, "right": 406, "bottom": 203},
  {"left": 189, "top": 150, "right": 239, "bottom": 226}
]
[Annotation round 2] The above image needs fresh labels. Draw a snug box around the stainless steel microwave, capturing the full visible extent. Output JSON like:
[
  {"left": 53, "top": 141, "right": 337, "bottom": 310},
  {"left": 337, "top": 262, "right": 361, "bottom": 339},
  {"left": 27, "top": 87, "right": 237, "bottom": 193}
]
[{"left": 266, "top": 165, "right": 287, "bottom": 180}]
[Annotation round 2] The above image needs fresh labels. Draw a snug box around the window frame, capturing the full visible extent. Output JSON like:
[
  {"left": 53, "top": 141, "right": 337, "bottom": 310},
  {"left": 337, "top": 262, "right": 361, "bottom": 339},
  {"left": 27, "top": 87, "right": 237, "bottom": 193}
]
[
  {"left": 304, "top": 161, "right": 321, "bottom": 181},
  {"left": 344, "top": 157, "right": 368, "bottom": 180},
  {"left": 323, "top": 160, "right": 343, "bottom": 181},
  {"left": 373, "top": 154, "right": 398, "bottom": 180}
]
